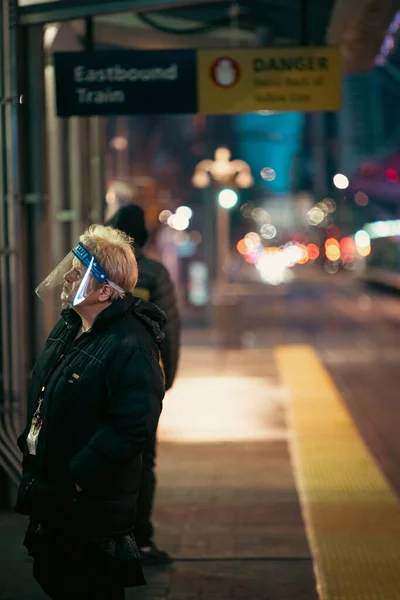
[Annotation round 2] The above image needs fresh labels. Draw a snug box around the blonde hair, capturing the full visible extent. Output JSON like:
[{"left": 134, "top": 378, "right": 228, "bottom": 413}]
[{"left": 79, "top": 224, "right": 138, "bottom": 301}]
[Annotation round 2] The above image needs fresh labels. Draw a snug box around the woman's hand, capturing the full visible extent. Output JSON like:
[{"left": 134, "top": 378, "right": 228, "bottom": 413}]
[{"left": 75, "top": 483, "right": 83, "bottom": 492}]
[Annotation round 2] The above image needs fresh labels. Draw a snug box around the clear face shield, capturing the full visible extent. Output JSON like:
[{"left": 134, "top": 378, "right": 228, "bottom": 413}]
[{"left": 35, "top": 242, "right": 124, "bottom": 310}]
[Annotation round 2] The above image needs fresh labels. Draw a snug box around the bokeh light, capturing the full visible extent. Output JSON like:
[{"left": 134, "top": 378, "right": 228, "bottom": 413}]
[
  {"left": 176, "top": 206, "right": 193, "bottom": 220},
  {"left": 240, "top": 202, "right": 254, "bottom": 218},
  {"left": 325, "top": 261, "right": 339, "bottom": 274},
  {"left": 260, "top": 167, "right": 276, "bottom": 181},
  {"left": 325, "top": 243, "right": 341, "bottom": 262},
  {"left": 326, "top": 224, "right": 340, "bottom": 239},
  {"left": 340, "top": 237, "right": 355, "bottom": 254},
  {"left": 260, "top": 224, "right": 277, "bottom": 240},
  {"left": 307, "top": 207, "right": 325, "bottom": 226},
  {"left": 297, "top": 244, "right": 309, "bottom": 264},
  {"left": 244, "top": 252, "right": 259, "bottom": 264},
  {"left": 322, "top": 198, "right": 336, "bottom": 213},
  {"left": 168, "top": 214, "right": 189, "bottom": 231},
  {"left": 325, "top": 238, "right": 340, "bottom": 249},
  {"left": 333, "top": 173, "right": 349, "bottom": 189},
  {"left": 218, "top": 188, "right": 238, "bottom": 209},
  {"left": 357, "top": 245, "right": 371, "bottom": 257},
  {"left": 355, "top": 230, "right": 371, "bottom": 248},
  {"left": 306, "top": 244, "right": 320, "bottom": 260},
  {"left": 251, "top": 207, "right": 270, "bottom": 224},
  {"left": 354, "top": 191, "right": 369, "bottom": 206},
  {"left": 386, "top": 168, "right": 399, "bottom": 183},
  {"left": 159, "top": 209, "right": 172, "bottom": 224},
  {"left": 236, "top": 239, "right": 248, "bottom": 255},
  {"left": 244, "top": 232, "right": 261, "bottom": 251},
  {"left": 192, "top": 170, "right": 209, "bottom": 188}
]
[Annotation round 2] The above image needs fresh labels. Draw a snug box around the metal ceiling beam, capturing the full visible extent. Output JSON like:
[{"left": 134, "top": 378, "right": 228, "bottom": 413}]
[
  {"left": 18, "top": 0, "right": 216, "bottom": 26},
  {"left": 327, "top": 0, "right": 399, "bottom": 74}
]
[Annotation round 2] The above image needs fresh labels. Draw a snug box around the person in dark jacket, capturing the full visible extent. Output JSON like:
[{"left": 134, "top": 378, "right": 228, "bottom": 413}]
[
  {"left": 15, "top": 225, "right": 165, "bottom": 600},
  {"left": 108, "top": 205, "right": 180, "bottom": 565}
]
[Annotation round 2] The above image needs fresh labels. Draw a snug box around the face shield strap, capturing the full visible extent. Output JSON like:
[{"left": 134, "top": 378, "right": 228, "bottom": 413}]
[
  {"left": 72, "top": 243, "right": 109, "bottom": 284},
  {"left": 72, "top": 243, "right": 125, "bottom": 306}
]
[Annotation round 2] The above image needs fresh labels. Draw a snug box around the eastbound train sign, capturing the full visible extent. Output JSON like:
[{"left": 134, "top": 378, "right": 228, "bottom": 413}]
[{"left": 54, "top": 47, "right": 341, "bottom": 117}]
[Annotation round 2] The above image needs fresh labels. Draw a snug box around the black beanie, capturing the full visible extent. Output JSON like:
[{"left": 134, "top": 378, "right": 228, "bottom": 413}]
[{"left": 107, "top": 204, "right": 149, "bottom": 248}]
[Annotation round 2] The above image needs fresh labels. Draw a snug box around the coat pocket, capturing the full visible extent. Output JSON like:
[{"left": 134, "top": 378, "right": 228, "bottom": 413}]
[
  {"left": 14, "top": 474, "right": 36, "bottom": 515},
  {"left": 14, "top": 473, "right": 76, "bottom": 518}
]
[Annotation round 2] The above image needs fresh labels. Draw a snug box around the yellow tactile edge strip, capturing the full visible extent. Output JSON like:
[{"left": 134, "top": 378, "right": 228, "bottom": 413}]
[{"left": 275, "top": 345, "right": 400, "bottom": 600}]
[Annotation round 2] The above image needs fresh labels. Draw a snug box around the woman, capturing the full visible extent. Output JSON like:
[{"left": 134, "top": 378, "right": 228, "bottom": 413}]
[{"left": 15, "top": 225, "right": 165, "bottom": 600}]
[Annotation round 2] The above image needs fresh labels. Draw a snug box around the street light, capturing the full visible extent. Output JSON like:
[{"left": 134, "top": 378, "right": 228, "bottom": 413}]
[
  {"left": 218, "top": 188, "right": 238, "bottom": 209},
  {"left": 192, "top": 147, "right": 253, "bottom": 287}
]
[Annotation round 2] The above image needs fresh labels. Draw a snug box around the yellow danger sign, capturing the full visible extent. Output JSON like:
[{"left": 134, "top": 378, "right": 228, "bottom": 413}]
[{"left": 197, "top": 47, "right": 341, "bottom": 113}]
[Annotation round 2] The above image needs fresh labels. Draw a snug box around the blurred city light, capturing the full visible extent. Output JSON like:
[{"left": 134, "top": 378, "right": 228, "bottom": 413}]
[
  {"left": 176, "top": 206, "right": 193, "bottom": 220},
  {"left": 333, "top": 173, "right": 349, "bottom": 189},
  {"left": 326, "top": 224, "right": 340, "bottom": 238},
  {"left": 173, "top": 232, "right": 196, "bottom": 257},
  {"left": 192, "top": 170, "right": 209, "bottom": 188},
  {"left": 321, "top": 198, "right": 336, "bottom": 213},
  {"left": 236, "top": 239, "right": 248, "bottom": 255},
  {"left": 355, "top": 230, "right": 371, "bottom": 257},
  {"left": 307, "top": 206, "right": 325, "bottom": 226},
  {"left": 251, "top": 207, "right": 270, "bottom": 224},
  {"left": 306, "top": 244, "right": 320, "bottom": 260},
  {"left": 110, "top": 136, "right": 128, "bottom": 151},
  {"left": 325, "top": 243, "right": 341, "bottom": 262},
  {"left": 159, "top": 209, "right": 172, "bottom": 224},
  {"left": 364, "top": 220, "right": 400, "bottom": 239},
  {"left": 316, "top": 202, "right": 329, "bottom": 215},
  {"left": 297, "top": 244, "right": 309, "bottom": 264},
  {"left": 354, "top": 191, "right": 369, "bottom": 206},
  {"left": 218, "top": 188, "right": 238, "bottom": 209},
  {"left": 260, "top": 167, "right": 276, "bottom": 181},
  {"left": 236, "top": 171, "right": 254, "bottom": 188},
  {"left": 244, "top": 232, "right": 261, "bottom": 251},
  {"left": 260, "top": 224, "right": 277, "bottom": 240},
  {"left": 192, "top": 147, "right": 253, "bottom": 189},
  {"left": 386, "top": 168, "right": 399, "bottom": 183},
  {"left": 257, "top": 249, "right": 291, "bottom": 285},
  {"left": 340, "top": 238, "right": 355, "bottom": 254},
  {"left": 190, "top": 231, "right": 202, "bottom": 245},
  {"left": 325, "top": 238, "right": 339, "bottom": 248},
  {"left": 168, "top": 213, "right": 189, "bottom": 231},
  {"left": 357, "top": 245, "right": 371, "bottom": 257},
  {"left": 188, "top": 262, "right": 208, "bottom": 306},
  {"left": 355, "top": 230, "right": 371, "bottom": 248},
  {"left": 240, "top": 202, "right": 254, "bottom": 218},
  {"left": 284, "top": 243, "right": 303, "bottom": 267},
  {"left": 244, "top": 251, "right": 259, "bottom": 264},
  {"left": 325, "top": 261, "right": 339, "bottom": 274}
]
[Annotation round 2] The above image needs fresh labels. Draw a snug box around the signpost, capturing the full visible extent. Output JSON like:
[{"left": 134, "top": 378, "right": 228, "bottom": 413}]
[
  {"left": 54, "top": 49, "right": 197, "bottom": 116},
  {"left": 54, "top": 46, "right": 342, "bottom": 117}
]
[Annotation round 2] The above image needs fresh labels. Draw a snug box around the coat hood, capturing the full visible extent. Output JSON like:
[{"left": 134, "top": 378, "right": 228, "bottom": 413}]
[
  {"left": 128, "top": 296, "right": 166, "bottom": 349},
  {"left": 107, "top": 204, "right": 149, "bottom": 249}
]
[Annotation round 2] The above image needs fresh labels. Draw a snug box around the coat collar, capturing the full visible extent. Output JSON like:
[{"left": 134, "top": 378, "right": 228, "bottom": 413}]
[{"left": 61, "top": 294, "right": 165, "bottom": 348}]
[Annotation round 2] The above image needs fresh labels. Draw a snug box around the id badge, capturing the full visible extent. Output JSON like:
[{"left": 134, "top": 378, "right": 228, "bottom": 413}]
[{"left": 26, "top": 416, "right": 43, "bottom": 456}]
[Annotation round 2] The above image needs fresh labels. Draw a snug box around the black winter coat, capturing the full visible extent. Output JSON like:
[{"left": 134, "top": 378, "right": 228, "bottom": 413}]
[
  {"left": 134, "top": 248, "right": 180, "bottom": 390},
  {"left": 15, "top": 296, "right": 165, "bottom": 538}
]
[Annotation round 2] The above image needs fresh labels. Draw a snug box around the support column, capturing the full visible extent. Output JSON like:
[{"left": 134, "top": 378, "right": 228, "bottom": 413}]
[
  {"left": 89, "top": 117, "right": 106, "bottom": 224},
  {"left": 23, "top": 24, "right": 51, "bottom": 355},
  {"left": 216, "top": 200, "right": 229, "bottom": 289},
  {"left": 0, "top": 0, "right": 26, "bottom": 503}
]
